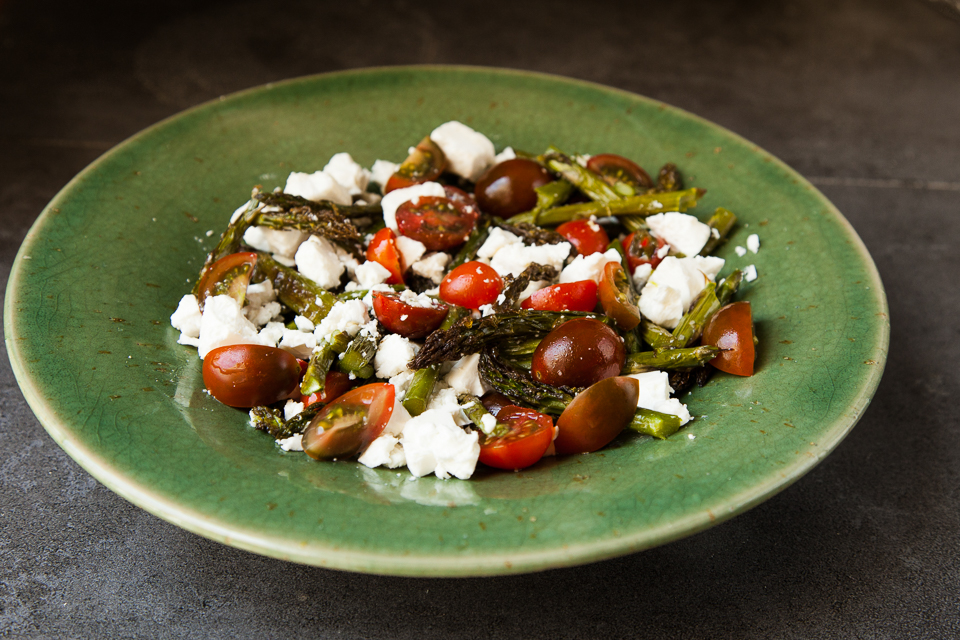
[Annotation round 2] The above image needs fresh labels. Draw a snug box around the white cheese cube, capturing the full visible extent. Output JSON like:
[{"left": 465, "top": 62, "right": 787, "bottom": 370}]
[
  {"left": 477, "top": 227, "right": 521, "bottom": 259},
  {"left": 632, "top": 263, "right": 653, "bottom": 289},
  {"left": 278, "top": 328, "right": 316, "bottom": 360},
  {"left": 388, "top": 369, "right": 416, "bottom": 401},
  {"left": 746, "top": 233, "right": 760, "bottom": 254},
  {"left": 244, "top": 301, "right": 281, "bottom": 327},
  {"left": 197, "top": 295, "right": 261, "bottom": 358},
  {"left": 370, "top": 159, "right": 399, "bottom": 187},
  {"left": 171, "top": 294, "right": 202, "bottom": 339},
  {"left": 411, "top": 252, "right": 451, "bottom": 284},
  {"left": 284, "top": 400, "right": 304, "bottom": 421},
  {"left": 358, "top": 434, "right": 406, "bottom": 469},
  {"left": 244, "top": 280, "right": 276, "bottom": 308},
  {"left": 426, "top": 386, "right": 470, "bottom": 426},
  {"left": 243, "top": 227, "right": 309, "bottom": 260},
  {"left": 295, "top": 235, "right": 345, "bottom": 290},
  {"left": 257, "top": 321, "right": 285, "bottom": 348},
  {"left": 637, "top": 256, "right": 712, "bottom": 329},
  {"left": 444, "top": 353, "right": 486, "bottom": 397},
  {"left": 400, "top": 409, "right": 480, "bottom": 479},
  {"left": 490, "top": 242, "right": 572, "bottom": 278},
  {"left": 313, "top": 300, "right": 369, "bottom": 340},
  {"left": 284, "top": 171, "right": 352, "bottom": 205},
  {"left": 334, "top": 244, "right": 360, "bottom": 279},
  {"left": 493, "top": 146, "right": 516, "bottom": 164},
  {"left": 379, "top": 181, "right": 446, "bottom": 230},
  {"left": 355, "top": 260, "right": 392, "bottom": 289},
  {"left": 627, "top": 371, "right": 691, "bottom": 425},
  {"left": 429, "top": 121, "right": 496, "bottom": 181},
  {"left": 744, "top": 264, "right": 758, "bottom": 282},
  {"left": 276, "top": 433, "right": 304, "bottom": 452},
  {"left": 395, "top": 235, "right": 427, "bottom": 267},
  {"left": 558, "top": 248, "right": 622, "bottom": 284},
  {"left": 735, "top": 246, "right": 747, "bottom": 257},
  {"left": 691, "top": 255, "right": 725, "bottom": 281},
  {"left": 646, "top": 212, "right": 711, "bottom": 257},
  {"left": 374, "top": 334, "right": 419, "bottom": 379},
  {"left": 322, "top": 152, "right": 370, "bottom": 196}
]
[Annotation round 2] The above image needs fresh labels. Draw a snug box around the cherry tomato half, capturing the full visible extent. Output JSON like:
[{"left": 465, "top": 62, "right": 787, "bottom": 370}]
[
  {"left": 556, "top": 219, "right": 610, "bottom": 256},
  {"left": 531, "top": 318, "right": 625, "bottom": 388},
  {"left": 586, "top": 153, "right": 653, "bottom": 192},
  {"left": 366, "top": 227, "right": 405, "bottom": 285},
  {"left": 301, "top": 383, "right": 395, "bottom": 460},
  {"left": 702, "top": 301, "right": 755, "bottom": 376},
  {"left": 196, "top": 252, "right": 258, "bottom": 309},
  {"left": 384, "top": 136, "right": 446, "bottom": 193},
  {"left": 202, "top": 344, "right": 300, "bottom": 408},
  {"left": 621, "top": 231, "right": 668, "bottom": 274},
  {"left": 474, "top": 158, "right": 552, "bottom": 217},
  {"left": 396, "top": 195, "right": 480, "bottom": 251},
  {"left": 520, "top": 280, "right": 598, "bottom": 312},
  {"left": 598, "top": 262, "right": 641, "bottom": 330},
  {"left": 555, "top": 376, "right": 639, "bottom": 455},
  {"left": 372, "top": 291, "right": 449, "bottom": 339},
  {"left": 439, "top": 261, "right": 503, "bottom": 309},
  {"left": 301, "top": 371, "right": 353, "bottom": 407},
  {"left": 479, "top": 405, "right": 554, "bottom": 471}
]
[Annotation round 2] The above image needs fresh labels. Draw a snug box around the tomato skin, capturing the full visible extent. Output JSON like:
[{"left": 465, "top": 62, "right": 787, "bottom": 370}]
[
  {"left": 301, "top": 371, "right": 353, "bottom": 407},
  {"left": 301, "top": 383, "right": 395, "bottom": 460},
  {"left": 532, "top": 318, "right": 625, "bottom": 388},
  {"left": 702, "top": 301, "right": 755, "bottom": 376},
  {"left": 478, "top": 405, "right": 554, "bottom": 470},
  {"left": 372, "top": 292, "right": 449, "bottom": 339},
  {"left": 598, "top": 262, "right": 641, "bottom": 330},
  {"left": 384, "top": 136, "right": 446, "bottom": 193},
  {"left": 366, "top": 227, "right": 405, "bottom": 284},
  {"left": 197, "top": 252, "right": 258, "bottom": 309},
  {"left": 586, "top": 153, "right": 653, "bottom": 191},
  {"left": 621, "top": 232, "right": 667, "bottom": 274},
  {"left": 480, "top": 391, "right": 513, "bottom": 418},
  {"left": 520, "top": 280, "right": 598, "bottom": 312},
  {"left": 474, "top": 159, "right": 552, "bottom": 217},
  {"left": 202, "top": 344, "right": 301, "bottom": 408},
  {"left": 555, "top": 376, "right": 639, "bottom": 455},
  {"left": 396, "top": 195, "right": 480, "bottom": 251},
  {"left": 556, "top": 220, "right": 610, "bottom": 256},
  {"left": 439, "top": 261, "right": 503, "bottom": 309}
]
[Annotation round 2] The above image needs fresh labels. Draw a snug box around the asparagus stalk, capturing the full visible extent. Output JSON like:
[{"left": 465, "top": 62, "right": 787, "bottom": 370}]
[
  {"left": 192, "top": 196, "right": 261, "bottom": 296},
  {"left": 450, "top": 218, "right": 491, "bottom": 269},
  {"left": 716, "top": 269, "right": 744, "bottom": 306},
  {"left": 478, "top": 347, "right": 576, "bottom": 415},
  {"left": 338, "top": 333, "right": 377, "bottom": 379},
  {"left": 253, "top": 252, "right": 336, "bottom": 325},
  {"left": 627, "top": 408, "right": 684, "bottom": 439},
  {"left": 699, "top": 207, "right": 738, "bottom": 256},
  {"left": 300, "top": 330, "right": 351, "bottom": 395},
  {"left": 505, "top": 180, "right": 574, "bottom": 225},
  {"left": 402, "top": 306, "right": 468, "bottom": 416},
  {"left": 671, "top": 283, "right": 721, "bottom": 347},
  {"left": 520, "top": 188, "right": 704, "bottom": 226},
  {"left": 459, "top": 394, "right": 503, "bottom": 436},
  {"left": 641, "top": 320, "right": 681, "bottom": 350},
  {"left": 250, "top": 403, "right": 324, "bottom": 440},
  {"left": 336, "top": 285, "right": 405, "bottom": 301},
  {"left": 542, "top": 147, "right": 621, "bottom": 204},
  {"left": 623, "top": 345, "right": 720, "bottom": 374}
]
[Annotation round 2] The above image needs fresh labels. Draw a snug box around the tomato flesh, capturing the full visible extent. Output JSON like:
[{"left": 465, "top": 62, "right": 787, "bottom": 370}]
[
  {"left": 598, "top": 261, "right": 641, "bottom": 330},
  {"left": 396, "top": 195, "right": 479, "bottom": 251},
  {"left": 621, "top": 231, "right": 667, "bottom": 274},
  {"left": 702, "top": 301, "right": 755, "bottom": 376},
  {"left": 474, "top": 158, "right": 552, "bottom": 217},
  {"left": 372, "top": 292, "right": 449, "bottom": 339},
  {"left": 301, "top": 371, "right": 353, "bottom": 407},
  {"left": 556, "top": 219, "right": 610, "bottom": 256},
  {"left": 301, "top": 383, "right": 395, "bottom": 460},
  {"left": 478, "top": 405, "right": 554, "bottom": 470},
  {"left": 531, "top": 318, "right": 625, "bottom": 388},
  {"left": 197, "top": 252, "right": 258, "bottom": 309},
  {"left": 384, "top": 136, "right": 446, "bottom": 193},
  {"left": 439, "top": 261, "right": 503, "bottom": 309},
  {"left": 366, "top": 227, "right": 405, "bottom": 284},
  {"left": 586, "top": 153, "right": 653, "bottom": 192},
  {"left": 555, "top": 376, "right": 639, "bottom": 454},
  {"left": 202, "top": 344, "right": 301, "bottom": 408},
  {"left": 520, "top": 280, "right": 598, "bottom": 312}
]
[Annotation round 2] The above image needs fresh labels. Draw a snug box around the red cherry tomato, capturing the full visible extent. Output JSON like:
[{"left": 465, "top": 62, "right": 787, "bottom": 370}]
[
  {"left": 702, "top": 301, "right": 755, "bottom": 376},
  {"left": 531, "top": 318, "right": 625, "bottom": 388},
  {"left": 202, "top": 344, "right": 300, "bottom": 408},
  {"left": 196, "top": 252, "right": 258, "bottom": 309},
  {"left": 301, "top": 371, "right": 353, "bottom": 407},
  {"left": 474, "top": 159, "right": 552, "bottom": 217},
  {"left": 586, "top": 153, "right": 653, "bottom": 191},
  {"left": 556, "top": 219, "right": 610, "bottom": 256},
  {"left": 301, "top": 383, "right": 395, "bottom": 460},
  {"left": 439, "top": 261, "right": 503, "bottom": 309},
  {"left": 366, "top": 227, "right": 405, "bottom": 285},
  {"left": 554, "top": 376, "right": 639, "bottom": 455},
  {"left": 520, "top": 280, "right": 598, "bottom": 312},
  {"left": 372, "top": 291, "right": 449, "bottom": 339},
  {"left": 384, "top": 136, "right": 446, "bottom": 193},
  {"left": 478, "top": 405, "right": 554, "bottom": 470},
  {"left": 395, "top": 195, "right": 480, "bottom": 251},
  {"left": 597, "top": 262, "right": 641, "bottom": 330},
  {"left": 621, "top": 231, "right": 668, "bottom": 274}
]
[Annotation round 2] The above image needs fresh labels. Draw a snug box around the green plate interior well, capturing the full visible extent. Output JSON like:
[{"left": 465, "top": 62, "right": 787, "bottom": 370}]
[{"left": 4, "top": 66, "right": 888, "bottom": 576}]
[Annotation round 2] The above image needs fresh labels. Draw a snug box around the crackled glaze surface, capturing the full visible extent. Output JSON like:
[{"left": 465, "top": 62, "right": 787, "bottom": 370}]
[{"left": 4, "top": 67, "right": 888, "bottom": 576}]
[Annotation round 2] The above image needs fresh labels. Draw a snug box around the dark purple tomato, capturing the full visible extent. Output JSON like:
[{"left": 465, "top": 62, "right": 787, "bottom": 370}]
[
  {"left": 554, "top": 376, "right": 639, "bottom": 455},
  {"left": 474, "top": 159, "right": 552, "bottom": 217},
  {"left": 202, "top": 344, "right": 301, "bottom": 408},
  {"left": 531, "top": 318, "right": 625, "bottom": 388}
]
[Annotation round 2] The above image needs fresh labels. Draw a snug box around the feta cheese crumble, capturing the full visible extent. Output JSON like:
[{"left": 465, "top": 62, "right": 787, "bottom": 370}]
[
  {"left": 638, "top": 256, "right": 724, "bottom": 329},
  {"left": 646, "top": 212, "right": 712, "bottom": 257},
  {"left": 295, "top": 235, "right": 345, "bottom": 290},
  {"left": 627, "top": 371, "right": 692, "bottom": 424},
  {"left": 411, "top": 252, "right": 450, "bottom": 284},
  {"left": 429, "top": 121, "right": 496, "bottom": 181},
  {"left": 744, "top": 264, "right": 758, "bottom": 282},
  {"left": 746, "top": 233, "right": 760, "bottom": 254},
  {"left": 559, "top": 249, "right": 623, "bottom": 284},
  {"left": 401, "top": 409, "right": 480, "bottom": 479},
  {"left": 284, "top": 171, "right": 352, "bottom": 205}
]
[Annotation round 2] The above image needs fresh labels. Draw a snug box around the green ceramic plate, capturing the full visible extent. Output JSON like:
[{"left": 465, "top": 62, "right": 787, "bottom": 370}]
[{"left": 4, "top": 66, "right": 888, "bottom": 576}]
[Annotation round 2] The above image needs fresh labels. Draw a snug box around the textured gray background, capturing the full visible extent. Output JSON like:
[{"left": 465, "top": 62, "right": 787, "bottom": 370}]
[{"left": 2, "top": 0, "right": 959, "bottom": 638}]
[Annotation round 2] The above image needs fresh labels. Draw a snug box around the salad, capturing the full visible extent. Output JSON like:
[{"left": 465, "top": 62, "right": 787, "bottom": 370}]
[{"left": 170, "top": 121, "right": 759, "bottom": 480}]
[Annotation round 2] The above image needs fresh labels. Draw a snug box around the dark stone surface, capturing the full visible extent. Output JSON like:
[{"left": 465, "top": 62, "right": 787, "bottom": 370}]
[{"left": 1, "top": 0, "right": 958, "bottom": 637}]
